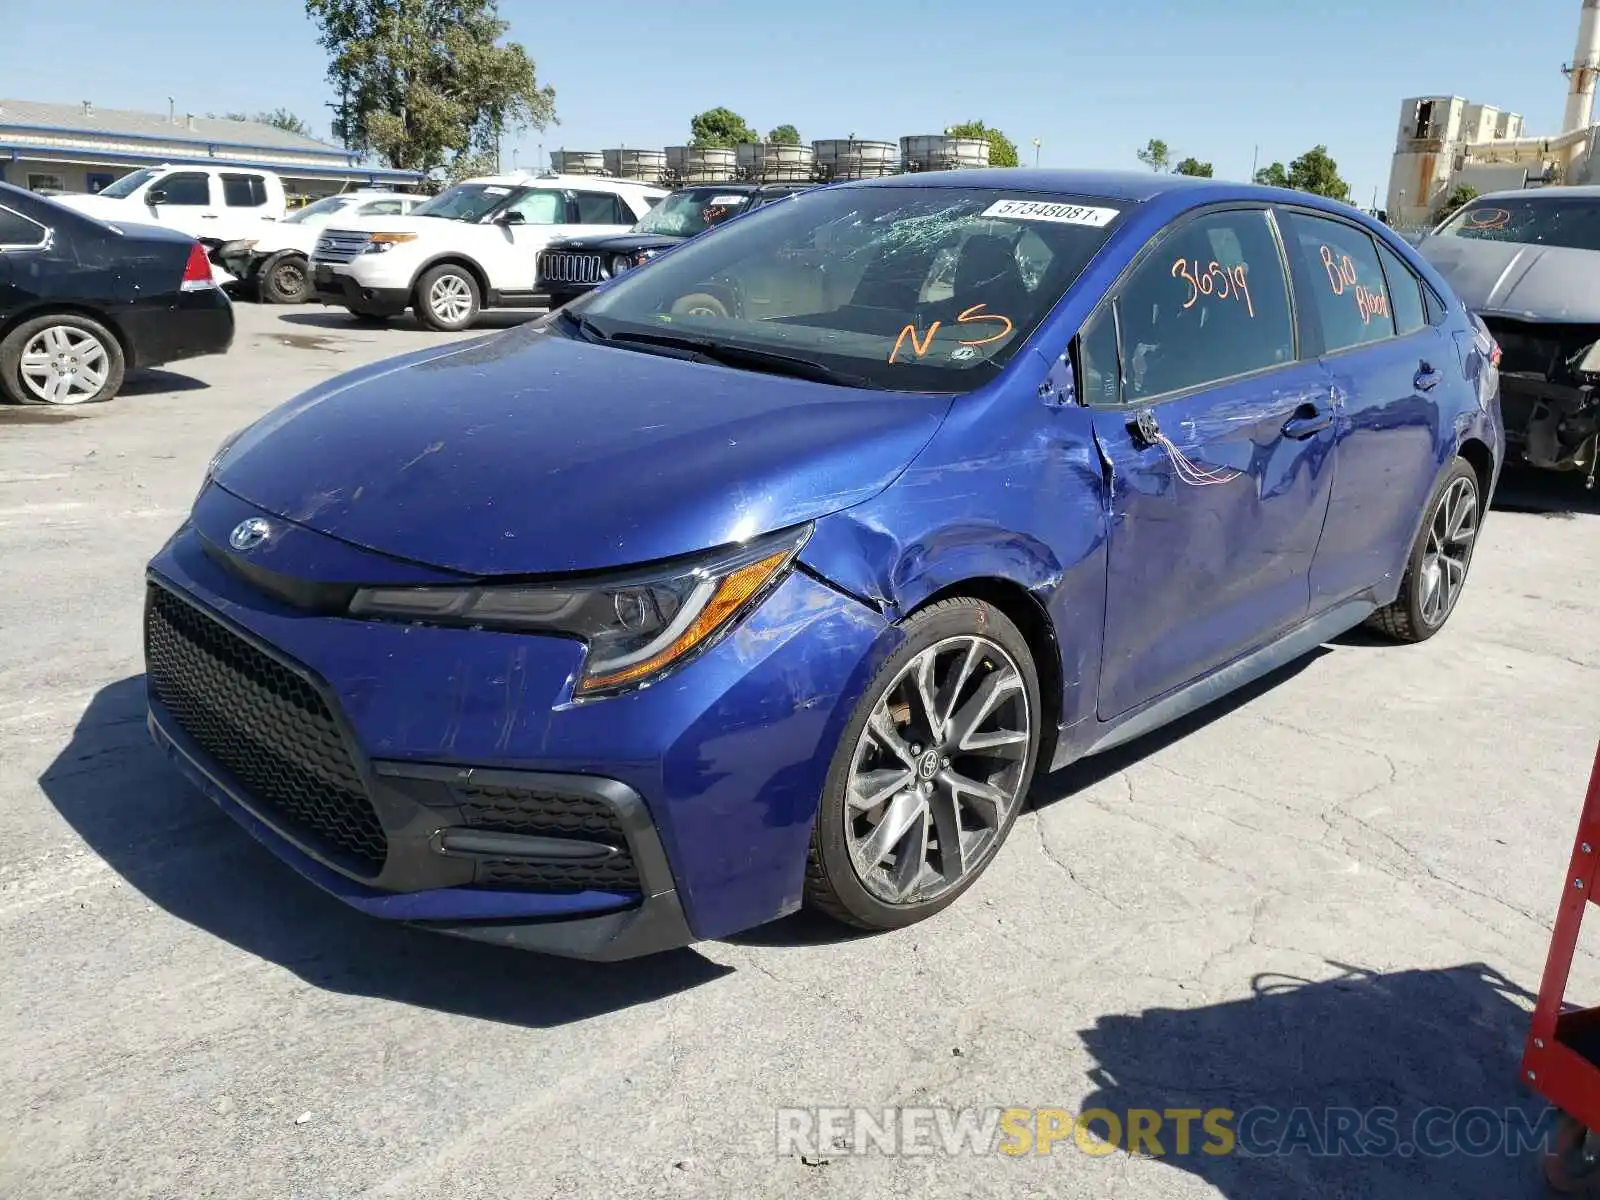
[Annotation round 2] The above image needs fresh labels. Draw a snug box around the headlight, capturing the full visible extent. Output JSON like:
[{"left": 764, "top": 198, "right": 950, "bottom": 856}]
[
  {"left": 363, "top": 232, "right": 416, "bottom": 253},
  {"left": 610, "top": 254, "right": 634, "bottom": 276},
  {"left": 347, "top": 524, "right": 811, "bottom": 697},
  {"left": 198, "top": 425, "right": 248, "bottom": 501}
]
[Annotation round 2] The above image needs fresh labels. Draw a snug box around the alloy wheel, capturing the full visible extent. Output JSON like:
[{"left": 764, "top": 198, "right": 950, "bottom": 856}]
[
  {"left": 844, "top": 635, "right": 1032, "bottom": 905},
  {"left": 1417, "top": 475, "right": 1478, "bottom": 628},
  {"left": 427, "top": 274, "right": 473, "bottom": 324},
  {"left": 18, "top": 326, "right": 110, "bottom": 405}
]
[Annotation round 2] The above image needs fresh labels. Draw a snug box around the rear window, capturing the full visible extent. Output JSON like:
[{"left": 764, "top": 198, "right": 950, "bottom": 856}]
[
  {"left": 1436, "top": 196, "right": 1600, "bottom": 252},
  {"left": 221, "top": 174, "right": 269, "bottom": 208}
]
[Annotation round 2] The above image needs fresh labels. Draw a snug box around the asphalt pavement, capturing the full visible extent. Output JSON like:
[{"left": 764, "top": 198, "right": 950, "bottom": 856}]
[{"left": 3, "top": 301, "right": 1599, "bottom": 1199}]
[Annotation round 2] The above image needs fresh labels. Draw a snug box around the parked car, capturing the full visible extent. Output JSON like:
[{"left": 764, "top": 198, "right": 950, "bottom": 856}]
[
  {"left": 537, "top": 181, "right": 815, "bottom": 309},
  {"left": 216, "top": 190, "right": 426, "bottom": 304},
  {"left": 0, "top": 182, "right": 233, "bottom": 407},
  {"left": 1414, "top": 185, "right": 1600, "bottom": 478},
  {"left": 309, "top": 171, "right": 668, "bottom": 331},
  {"left": 50, "top": 164, "right": 290, "bottom": 246},
  {"left": 147, "top": 169, "right": 1501, "bottom": 960}
]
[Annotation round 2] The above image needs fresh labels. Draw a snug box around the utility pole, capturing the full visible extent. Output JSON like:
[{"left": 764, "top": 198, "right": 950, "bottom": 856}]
[
  {"left": 1250, "top": 144, "right": 1259, "bottom": 181},
  {"left": 1032, "top": 137, "right": 1041, "bottom": 167}
]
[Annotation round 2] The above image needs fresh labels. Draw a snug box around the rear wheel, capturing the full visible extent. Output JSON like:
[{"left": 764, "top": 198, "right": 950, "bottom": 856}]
[
  {"left": 805, "top": 597, "right": 1042, "bottom": 930},
  {"left": 259, "top": 252, "right": 313, "bottom": 304},
  {"left": 415, "top": 265, "right": 481, "bottom": 332},
  {"left": 1366, "top": 458, "right": 1481, "bottom": 643},
  {"left": 669, "top": 291, "right": 729, "bottom": 319},
  {"left": 0, "top": 314, "right": 125, "bottom": 406}
]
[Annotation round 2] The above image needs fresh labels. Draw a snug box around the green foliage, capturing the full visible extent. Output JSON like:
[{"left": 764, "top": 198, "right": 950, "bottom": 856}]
[
  {"left": 214, "top": 109, "right": 314, "bottom": 137},
  {"left": 1173, "top": 157, "right": 1213, "bottom": 178},
  {"left": 1136, "top": 138, "right": 1171, "bottom": 172},
  {"left": 766, "top": 124, "right": 801, "bottom": 146},
  {"left": 945, "top": 120, "right": 1019, "bottom": 167},
  {"left": 1256, "top": 145, "right": 1350, "bottom": 201},
  {"left": 689, "top": 107, "right": 758, "bottom": 147},
  {"left": 1432, "top": 183, "right": 1480, "bottom": 224},
  {"left": 306, "top": 0, "right": 556, "bottom": 174}
]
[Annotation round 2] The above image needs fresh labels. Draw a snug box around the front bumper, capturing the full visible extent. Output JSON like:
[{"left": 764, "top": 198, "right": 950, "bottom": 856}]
[
  {"left": 310, "top": 263, "right": 411, "bottom": 315},
  {"left": 142, "top": 486, "right": 892, "bottom": 958}
]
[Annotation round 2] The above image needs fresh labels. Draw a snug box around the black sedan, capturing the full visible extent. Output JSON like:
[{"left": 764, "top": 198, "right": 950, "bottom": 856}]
[
  {"left": 0, "top": 181, "right": 234, "bottom": 407},
  {"left": 536, "top": 182, "right": 814, "bottom": 308}
]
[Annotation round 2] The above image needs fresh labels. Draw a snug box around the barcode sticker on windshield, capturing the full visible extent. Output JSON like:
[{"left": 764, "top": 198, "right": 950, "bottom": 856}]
[
  {"left": 709, "top": 195, "right": 744, "bottom": 206},
  {"left": 981, "top": 200, "right": 1119, "bottom": 227},
  {"left": 482, "top": 186, "right": 510, "bottom": 196}
]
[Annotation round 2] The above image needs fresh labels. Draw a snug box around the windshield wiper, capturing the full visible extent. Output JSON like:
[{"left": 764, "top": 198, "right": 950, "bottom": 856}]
[
  {"left": 553, "top": 308, "right": 609, "bottom": 344},
  {"left": 603, "top": 329, "right": 872, "bottom": 388}
]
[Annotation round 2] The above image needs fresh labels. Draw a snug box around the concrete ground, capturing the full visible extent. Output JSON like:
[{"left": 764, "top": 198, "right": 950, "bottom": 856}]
[{"left": 3, "top": 301, "right": 1599, "bottom": 1199}]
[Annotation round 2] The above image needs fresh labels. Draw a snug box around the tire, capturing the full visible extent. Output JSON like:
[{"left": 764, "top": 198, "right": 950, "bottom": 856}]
[
  {"left": 0, "top": 313, "right": 125, "bottom": 406},
  {"left": 669, "top": 291, "right": 730, "bottom": 319},
  {"left": 414, "top": 264, "right": 481, "bottom": 332},
  {"left": 1543, "top": 1113, "right": 1600, "bottom": 1193},
  {"left": 259, "top": 252, "right": 313, "bottom": 304},
  {"left": 1366, "top": 457, "right": 1481, "bottom": 643},
  {"left": 804, "top": 597, "right": 1043, "bottom": 931}
]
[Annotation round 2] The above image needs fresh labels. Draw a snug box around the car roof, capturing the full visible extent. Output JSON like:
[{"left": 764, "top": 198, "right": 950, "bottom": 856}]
[
  {"left": 460, "top": 171, "right": 668, "bottom": 192},
  {"left": 852, "top": 167, "right": 1236, "bottom": 202}
]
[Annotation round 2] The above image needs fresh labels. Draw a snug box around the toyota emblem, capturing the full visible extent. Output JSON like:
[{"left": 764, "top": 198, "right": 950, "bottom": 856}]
[{"left": 229, "top": 517, "right": 271, "bottom": 552}]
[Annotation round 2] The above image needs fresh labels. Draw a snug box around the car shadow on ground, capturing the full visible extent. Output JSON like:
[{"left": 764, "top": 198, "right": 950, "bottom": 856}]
[
  {"left": 1075, "top": 962, "right": 1555, "bottom": 1197},
  {"left": 120, "top": 368, "right": 210, "bottom": 396},
  {"left": 39, "top": 676, "right": 731, "bottom": 1027},
  {"left": 1492, "top": 465, "right": 1600, "bottom": 519},
  {"left": 275, "top": 309, "right": 544, "bottom": 333}
]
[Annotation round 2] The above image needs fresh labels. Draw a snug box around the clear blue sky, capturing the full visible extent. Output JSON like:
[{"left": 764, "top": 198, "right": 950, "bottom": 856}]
[{"left": 0, "top": 0, "right": 1586, "bottom": 206}]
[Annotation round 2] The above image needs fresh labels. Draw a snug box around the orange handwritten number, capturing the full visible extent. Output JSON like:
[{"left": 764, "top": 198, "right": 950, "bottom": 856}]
[
  {"left": 1171, "top": 258, "right": 1199, "bottom": 309},
  {"left": 888, "top": 321, "right": 940, "bottom": 363},
  {"left": 1229, "top": 264, "right": 1254, "bottom": 318},
  {"left": 956, "top": 304, "right": 1014, "bottom": 346}
]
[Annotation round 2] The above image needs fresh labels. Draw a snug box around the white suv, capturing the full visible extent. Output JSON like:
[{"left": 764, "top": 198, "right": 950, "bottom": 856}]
[{"left": 309, "top": 172, "right": 667, "bottom": 331}]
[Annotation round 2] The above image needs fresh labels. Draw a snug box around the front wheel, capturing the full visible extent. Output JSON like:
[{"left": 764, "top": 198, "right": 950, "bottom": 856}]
[
  {"left": 259, "top": 252, "right": 313, "bottom": 304},
  {"left": 415, "top": 265, "right": 481, "bottom": 332},
  {"left": 805, "top": 597, "right": 1042, "bottom": 931},
  {"left": 1366, "top": 458, "right": 1481, "bottom": 643},
  {"left": 0, "top": 314, "right": 125, "bottom": 406}
]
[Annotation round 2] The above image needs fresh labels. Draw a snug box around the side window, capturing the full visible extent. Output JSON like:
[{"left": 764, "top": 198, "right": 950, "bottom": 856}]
[
  {"left": 1077, "top": 304, "right": 1122, "bottom": 407},
  {"left": 574, "top": 192, "right": 628, "bottom": 224},
  {"left": 1374, "top": 240, "right": 1426, "bottom": 336},
  {"left": 1281, "top": 211, "right": 1396, "bottom": 352},
  {"left": 221, "top": 174, "right": 267, "bottom": 208},
  {"left": 359, "top": 200, "right": 403, "bottom": 216},
  {"left": 0, "top": 205, "right": 47, "bottom": 247},
  {"left": 504, "top": 189, "right": 563, "bottom": 224},
  {"left": 157, "top": 172, "right": 211, "bottom": 206},
  {"left": 1114, "top": 208, "right": 1296, "bottom": 402}
]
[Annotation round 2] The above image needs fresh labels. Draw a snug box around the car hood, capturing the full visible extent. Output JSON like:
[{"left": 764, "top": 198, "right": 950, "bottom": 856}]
[
  {"left": 320, "top": 213, "right": 463, "bottom": 238},
  {"left": 212, "top": 326, "right": 952, "bottom": 576},
  {"left": 1416, "top": 236, "right": 1600, "bottom": 322},
  {"left": 545, "top": 232, "right": 686, "bottom": 254}
]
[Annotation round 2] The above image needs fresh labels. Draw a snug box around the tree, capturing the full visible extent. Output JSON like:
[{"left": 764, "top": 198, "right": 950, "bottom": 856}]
[
  {"left": 1254, "top": 161, "right": 1291, "bottom": 188},
  {"left": 1432, "top": 183, "right": 1479, "bottom": 224},
  {"left": 306, "top": 0, "right": 557, "bottom": 175},
  {"left": 946, "top": 120, "right": 1019, "bottom": 167},
  {"left": 1173, "top": 157, "right": 1213, "bottom": 178},
  {"left": 689, "top": 107, "right": 758, "bottom": 147},
  {"left": 215, "top": 108, "right": 314, "bottom": 136},
  {"left": 1284, "top": 144, "right": 1350, "bottom": 202},
  {"left": 1136, "top": 138, "right": 1171, "bottom": 173},
  {"left": 767, "top": 124, "right": 801, "bottom": 146}
]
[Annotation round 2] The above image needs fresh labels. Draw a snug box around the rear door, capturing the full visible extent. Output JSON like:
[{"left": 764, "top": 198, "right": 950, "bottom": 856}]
[
  {"left": 1081, "top": 205, "right": 1339, "bottom": 719},
  {"left": 1276, "top": 208, "right": 1451, "bottom": 609}
]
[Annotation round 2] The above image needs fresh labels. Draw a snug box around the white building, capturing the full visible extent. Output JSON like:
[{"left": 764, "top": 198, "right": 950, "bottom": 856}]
[
  {"left": 0, "top": 98, "right": 423, "bottom": 200},
  {"left": 1386, "top": 1, "right": 1600, "bottom": 227}
]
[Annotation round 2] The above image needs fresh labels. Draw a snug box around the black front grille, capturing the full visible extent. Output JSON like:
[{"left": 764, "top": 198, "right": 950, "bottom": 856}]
[
  {"left": 144, "top": 584, "right": 388, "bottom": 874},
  {"left": 454, "top": 783, "right": 639, "bottom": 893},
  {"left": 540, "top": 251, "right": 604, "bottom": 285}
]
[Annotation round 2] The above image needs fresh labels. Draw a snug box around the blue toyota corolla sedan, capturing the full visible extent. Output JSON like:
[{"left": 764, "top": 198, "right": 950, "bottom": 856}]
[{"left": 144, "top": 169, "right": 1504, "bottom": 960}]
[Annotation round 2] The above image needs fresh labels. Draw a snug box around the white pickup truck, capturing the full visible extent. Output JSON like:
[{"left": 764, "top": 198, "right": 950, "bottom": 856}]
[
  {"left": 309, "top": 171, "right": 667, "bottom": 331},
  {"left": 51, "top": 165, "right": 290, "bottom": 251}
]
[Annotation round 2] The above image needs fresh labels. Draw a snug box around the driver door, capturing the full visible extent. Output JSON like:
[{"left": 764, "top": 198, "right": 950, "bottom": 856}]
[
  {"left": 485, "top": 188, "right": 566, "bottom": 289},
  {"left": 1079, "top": 206, "right": 1339, "bottom": 720}
]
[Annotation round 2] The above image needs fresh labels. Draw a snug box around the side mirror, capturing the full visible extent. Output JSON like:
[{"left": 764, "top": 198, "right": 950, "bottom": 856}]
[
  {"left": 147, "top": 189, "right": 168, "bottom": 206},
  {"left": 498, "top": 211, "right": 525, "bottom": 226}
]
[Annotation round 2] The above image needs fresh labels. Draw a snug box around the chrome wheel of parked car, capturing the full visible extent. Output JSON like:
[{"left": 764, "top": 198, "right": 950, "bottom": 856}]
[
  {"left": 415, "top": 265, "right": 481, "bottom": 332},
  {"left": 806, "top": 597, "right": 1042, "bottom": 930},
  {"left": 1367, "top": 457, "right": 1481, "bottom": 643},
  {"left": 0, "top": 314, "right": 126, "bottom": 407}
]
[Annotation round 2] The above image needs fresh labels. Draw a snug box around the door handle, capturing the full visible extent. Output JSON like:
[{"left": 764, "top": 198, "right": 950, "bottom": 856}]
[
  {"left": 1282, "top": 404, "right": 1332, "bottom": 439},
  {"left": 1415, "top": 363, "right": 1442, "bottom": 391}
]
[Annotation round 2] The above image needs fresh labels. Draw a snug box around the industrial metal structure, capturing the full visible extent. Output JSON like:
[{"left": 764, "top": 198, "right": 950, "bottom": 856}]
[{"left": 1386, "top": 0, "right": 1600, "bottom": 226}]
